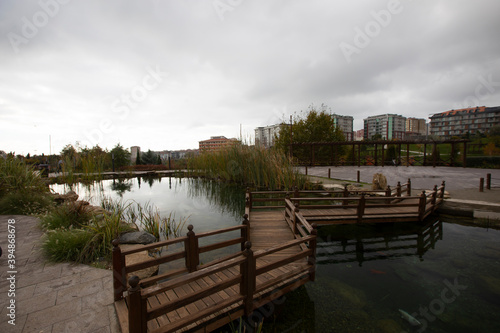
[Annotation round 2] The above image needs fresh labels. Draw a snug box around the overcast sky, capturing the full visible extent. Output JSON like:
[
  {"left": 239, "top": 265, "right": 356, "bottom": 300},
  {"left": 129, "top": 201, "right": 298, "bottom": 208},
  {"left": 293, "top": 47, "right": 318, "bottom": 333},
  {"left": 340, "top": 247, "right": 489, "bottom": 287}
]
[{"left": 1, "top": 0, "right": 500, "bottom": 156}]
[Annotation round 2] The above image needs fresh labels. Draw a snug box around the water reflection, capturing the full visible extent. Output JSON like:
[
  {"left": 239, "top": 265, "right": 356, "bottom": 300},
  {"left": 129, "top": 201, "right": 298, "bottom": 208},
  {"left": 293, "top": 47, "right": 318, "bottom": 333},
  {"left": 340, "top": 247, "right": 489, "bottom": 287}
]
[
  {"left": 316, "top": 218, "right": 442, "bottom": 266},
  {"left": 110, "top": 178, "right": 133, "bottom": 197}
]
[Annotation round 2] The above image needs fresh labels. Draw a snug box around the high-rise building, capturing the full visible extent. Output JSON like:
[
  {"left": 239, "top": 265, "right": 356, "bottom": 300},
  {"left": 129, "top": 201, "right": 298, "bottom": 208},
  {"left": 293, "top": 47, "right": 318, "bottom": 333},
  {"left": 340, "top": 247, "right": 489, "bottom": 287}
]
[
  {"left": 332, "top": 114, "right": 354, "bottom": 141},
  {"left": 363, "top": 114, "right": 406, "bottom": 140},
  {"left": 429, "top": 106, "right": 500, "bottom": 138},
  {"left": 406, "top": 118, "right": 427, "bottom": 135},
  {"left": 130, "top": 146, "right": 140, "bottom": 163},
  {"left": 255, "top": 124, "right": 283, "bottom": 148}
]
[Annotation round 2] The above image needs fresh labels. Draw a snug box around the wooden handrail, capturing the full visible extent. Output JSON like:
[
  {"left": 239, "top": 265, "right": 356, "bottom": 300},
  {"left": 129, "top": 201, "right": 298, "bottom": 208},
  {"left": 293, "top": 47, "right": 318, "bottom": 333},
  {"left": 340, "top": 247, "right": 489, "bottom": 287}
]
[{"left": 121, "top": 237, "right": 187, "bottom": 255}]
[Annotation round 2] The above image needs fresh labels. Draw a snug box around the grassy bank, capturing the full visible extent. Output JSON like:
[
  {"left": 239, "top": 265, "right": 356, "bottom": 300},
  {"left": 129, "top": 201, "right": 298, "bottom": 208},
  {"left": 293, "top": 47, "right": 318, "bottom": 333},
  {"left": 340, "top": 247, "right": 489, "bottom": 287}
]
[{"left": 187, "top": 144, "right": 308, "bottom": 190}]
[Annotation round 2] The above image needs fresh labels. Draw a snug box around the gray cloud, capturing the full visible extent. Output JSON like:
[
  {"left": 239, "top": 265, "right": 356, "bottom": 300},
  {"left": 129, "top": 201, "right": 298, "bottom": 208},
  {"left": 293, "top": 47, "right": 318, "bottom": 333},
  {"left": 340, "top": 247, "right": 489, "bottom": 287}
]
[{"left": 1, "top": 0, "right": 500, "bottom": 155}]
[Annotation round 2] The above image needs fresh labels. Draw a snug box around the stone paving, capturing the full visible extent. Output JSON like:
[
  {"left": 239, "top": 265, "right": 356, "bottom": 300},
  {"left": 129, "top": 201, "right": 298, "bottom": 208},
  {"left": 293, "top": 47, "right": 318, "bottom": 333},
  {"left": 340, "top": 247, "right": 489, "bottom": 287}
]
[{"left": 0, "top": 215, "right": 120, "bottom": 333}]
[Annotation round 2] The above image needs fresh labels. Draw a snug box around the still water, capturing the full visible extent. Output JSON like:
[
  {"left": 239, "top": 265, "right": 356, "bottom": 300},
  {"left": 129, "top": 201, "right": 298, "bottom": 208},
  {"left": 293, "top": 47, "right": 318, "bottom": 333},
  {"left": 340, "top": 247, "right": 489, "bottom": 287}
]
[{"left": 50, "top": 177, "right": 500, "bottom": 333}]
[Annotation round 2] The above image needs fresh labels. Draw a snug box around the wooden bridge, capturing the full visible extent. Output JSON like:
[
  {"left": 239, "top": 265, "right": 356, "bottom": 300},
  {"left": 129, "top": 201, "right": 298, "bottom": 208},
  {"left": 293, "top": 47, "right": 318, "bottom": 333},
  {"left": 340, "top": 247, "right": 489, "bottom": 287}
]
[{"left": 112, "top": 179, "right": 444, "bottom": 333}]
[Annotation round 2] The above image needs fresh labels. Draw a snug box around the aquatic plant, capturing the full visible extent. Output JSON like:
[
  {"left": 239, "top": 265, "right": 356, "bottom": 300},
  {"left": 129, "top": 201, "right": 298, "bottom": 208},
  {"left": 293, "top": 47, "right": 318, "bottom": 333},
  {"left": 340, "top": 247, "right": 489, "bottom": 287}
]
[{"left": 187, "top": 143, "right": 308, "bottom": 190}]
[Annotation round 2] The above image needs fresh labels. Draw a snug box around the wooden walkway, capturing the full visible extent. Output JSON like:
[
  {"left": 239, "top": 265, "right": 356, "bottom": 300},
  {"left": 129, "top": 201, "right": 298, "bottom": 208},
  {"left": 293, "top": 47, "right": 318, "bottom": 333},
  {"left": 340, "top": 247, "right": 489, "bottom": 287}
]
[
  {"left": 112, "top": 179, "right": 444, "bottom": 333},
  {"left": 113, "top": 205, "right": 316, "bottom": 332}
]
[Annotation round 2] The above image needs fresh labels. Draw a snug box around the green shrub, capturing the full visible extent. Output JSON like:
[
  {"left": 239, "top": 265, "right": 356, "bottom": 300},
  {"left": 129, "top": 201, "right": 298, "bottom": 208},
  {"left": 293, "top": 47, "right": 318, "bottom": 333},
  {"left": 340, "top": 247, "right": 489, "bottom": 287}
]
[
  {"left": 0, "top": 191, "right": 53, "bottom": 215},
  {"left": 40, "top": 202, "right": 94, "bottom": 230},
  {"left": 42, "top": 229, "right": 94, "bottom": 262}
]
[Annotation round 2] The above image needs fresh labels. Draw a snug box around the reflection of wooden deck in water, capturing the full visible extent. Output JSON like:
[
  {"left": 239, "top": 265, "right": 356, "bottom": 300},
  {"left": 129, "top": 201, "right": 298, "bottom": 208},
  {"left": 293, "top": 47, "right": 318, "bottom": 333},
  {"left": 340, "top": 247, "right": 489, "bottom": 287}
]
[{"left": 113, "top": 205, "right": 315, "bottom": 333}]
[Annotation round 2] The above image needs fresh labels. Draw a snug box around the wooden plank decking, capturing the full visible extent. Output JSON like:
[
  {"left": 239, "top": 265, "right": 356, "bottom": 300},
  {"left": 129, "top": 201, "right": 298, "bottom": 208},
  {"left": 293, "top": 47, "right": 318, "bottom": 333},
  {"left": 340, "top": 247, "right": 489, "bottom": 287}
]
[{"left": 113, "top": 180, "right": 444, "bottom": 333}]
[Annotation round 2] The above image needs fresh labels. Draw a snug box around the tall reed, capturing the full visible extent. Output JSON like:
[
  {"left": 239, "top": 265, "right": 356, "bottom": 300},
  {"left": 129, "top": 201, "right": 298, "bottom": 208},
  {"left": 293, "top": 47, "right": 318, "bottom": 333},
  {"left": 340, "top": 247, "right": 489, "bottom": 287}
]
[{"left": 187, "top": 144, "right": 307, "bottom": 190}]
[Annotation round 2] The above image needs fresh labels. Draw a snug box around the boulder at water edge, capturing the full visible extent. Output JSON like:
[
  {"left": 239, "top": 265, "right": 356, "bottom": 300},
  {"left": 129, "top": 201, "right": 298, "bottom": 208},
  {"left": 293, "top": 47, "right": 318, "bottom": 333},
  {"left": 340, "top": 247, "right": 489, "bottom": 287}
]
[{"left": 119, "top": 231, "right": 157, "bottom": 245}]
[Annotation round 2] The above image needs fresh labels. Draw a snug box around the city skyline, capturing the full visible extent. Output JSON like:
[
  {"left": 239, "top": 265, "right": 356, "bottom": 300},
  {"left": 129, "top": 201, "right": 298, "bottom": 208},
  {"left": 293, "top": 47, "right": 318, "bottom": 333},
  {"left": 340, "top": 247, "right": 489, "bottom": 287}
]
[{"left": 2, "top": 1, "right": 500, "bottom": 155}]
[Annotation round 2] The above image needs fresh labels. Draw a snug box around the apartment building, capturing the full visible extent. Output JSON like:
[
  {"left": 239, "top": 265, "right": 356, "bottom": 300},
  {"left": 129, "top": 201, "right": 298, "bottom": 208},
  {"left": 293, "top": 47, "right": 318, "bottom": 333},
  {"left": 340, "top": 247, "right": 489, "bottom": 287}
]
[
  {"left": 332, "top": 114, "right": 354, "bottom": 141},
  {"left": 199, "top": 136, "right": 238, "bottom": 152},
  {"left": 429, "top": 106, "right": 500, "bottom": 138},
  {"left": 363, "top": 114, "right": 406, "bottom": 140},
  {"left": 255, "top": 124, "right": 283, "bottom": 148},
  {"left": 406, "top": 118, "right": 427, "bottom": 135}
]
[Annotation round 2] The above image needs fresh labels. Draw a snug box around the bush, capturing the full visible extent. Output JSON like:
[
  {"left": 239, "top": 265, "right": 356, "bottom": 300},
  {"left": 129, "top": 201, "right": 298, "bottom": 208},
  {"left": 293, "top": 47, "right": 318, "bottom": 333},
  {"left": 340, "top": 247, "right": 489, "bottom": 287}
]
[
  {"left": 40, "top": 202, "right": 94, "bottom": 230},
  {"left": 465, "top": 156, "right": 500, "bottom": 168},
  {"left": 0, "top": 191, "right": 53, "bottom": 215},
  {"left": 42, "top": 229, "right": 94, "bottom": 262}
]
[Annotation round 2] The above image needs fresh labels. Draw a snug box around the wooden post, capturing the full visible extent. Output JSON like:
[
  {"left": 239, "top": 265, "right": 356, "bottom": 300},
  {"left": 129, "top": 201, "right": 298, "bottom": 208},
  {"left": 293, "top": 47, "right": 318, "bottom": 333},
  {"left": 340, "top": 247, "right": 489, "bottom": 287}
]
[
  {"left": 385, "top": 186, "right": 391, "bottom": 204},
  {"left": 381, "top": 143, "right": 385, "bottom": 167},
  {"left": 343, "top": 184, "right": 349, "bottom": 208},
  {"left": 396, "top": 181, "right": 402, "bottom": 197},
  {"left": 423, "top": 143, "right": 427, "bottom": 166},
  {"left": 357, "top": 170, "right": 360, "bottom": 183},
  {"left": 479, "top": 178, "right": 484, "bottom": 192},
  {"left": 357, "top": 194, "right": 366, "bottom": 223},
  {"left": 305, "top": 166, "right": 308, "bottom": 176},
  {"left": 185, "top": 225, "right": 199, "bottom": 272},
  {"left": 241, "top": 214, "right": 250, "bottom": 249},
  {"left": 431, "top": 185, "right": 438, "bottom": 211},
  {"left": 240, "top": 241, "right": 255, "bottom": 317},
  {"left": 432, "top": 142, "right": 437, "bottom": 168},
  {"left": 246, "top": 187, "right": 252, "bottom": 210},
  {"left": 334, "top": 144, "right": 338, "bottom": 167},
  {"left": 128, "top": 276, "right": 147, "bottom": 333},
  {"left": 487, "top": 173, "right": 491, "bottom": 190},
  {"left": 308, "top": 224, "right": 317, "bottom": 282},
  {"left": 294, "top": 186, "right": 299, "bottom": 199},
  {"left": 293, "top": 207, "right": 299, "bottom": 235},
  {"left": 311, "top": 144, "right": 315, "bottom": 166},
  {"left": 407, "top": 178, "right": 411, "bottom": 196},
  {"left": 439, "top": 181, "right": 446, "bottom": 199},
  {"left": 398, "top": 143, "right": 402, "bottom": 166},
  {"left": 357, "top": 143, "right": 361, "bottom": 167},
  {"left": 406, "top": 143, "right": 410, "bottom": 167},
  {"left": 352, "top": 144, "right": 356, "bottom": 166},
  {"left": 463, "top": 141, "right": 467, "bottom": 168},
  {"left": 112, "top": 239, "right": 126, "bottom": 301},
  {"left": 418, "top": 191, "right": 426, "bottom": 221},
  {"left": 328, "top": 168, "right": 331, "bottom": 179},
  {"left": 450, "top": 142, "right": 455, "bottom": 166},
  {"left": 374, "top": 143, "right": 378, "bottom": 166}
]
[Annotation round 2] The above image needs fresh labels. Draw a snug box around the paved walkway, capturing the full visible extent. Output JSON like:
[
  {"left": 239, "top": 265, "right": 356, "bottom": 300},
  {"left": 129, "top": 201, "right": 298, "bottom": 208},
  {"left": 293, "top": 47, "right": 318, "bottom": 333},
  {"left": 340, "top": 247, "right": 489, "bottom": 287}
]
[
  {"left": 300, "top": 165, "right": 500, "bottom": 195},
  {"left": 0, "top": 215, "right": 119, "bottom": 333}
]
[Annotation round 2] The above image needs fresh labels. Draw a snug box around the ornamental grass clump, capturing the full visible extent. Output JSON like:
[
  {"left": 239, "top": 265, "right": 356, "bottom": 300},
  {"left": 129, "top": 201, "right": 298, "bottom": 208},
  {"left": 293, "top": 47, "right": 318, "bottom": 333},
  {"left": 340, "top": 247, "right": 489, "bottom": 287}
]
[
  {"left": 0, "top": 158, "right": 53, "bottom": 214},
  {"left": 187, "top": 144, "right": 307, "bottom": 190}
]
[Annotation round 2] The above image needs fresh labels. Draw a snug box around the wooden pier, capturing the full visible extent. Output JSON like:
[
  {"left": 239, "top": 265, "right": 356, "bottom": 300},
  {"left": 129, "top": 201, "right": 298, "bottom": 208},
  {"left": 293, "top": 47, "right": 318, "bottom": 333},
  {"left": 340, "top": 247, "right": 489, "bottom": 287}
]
[
  {"left": 112, "top": 179, "right": 444, "bottom": 333},
  {"left": 113, "top": 203, "right": 317, "bottom": 332}
]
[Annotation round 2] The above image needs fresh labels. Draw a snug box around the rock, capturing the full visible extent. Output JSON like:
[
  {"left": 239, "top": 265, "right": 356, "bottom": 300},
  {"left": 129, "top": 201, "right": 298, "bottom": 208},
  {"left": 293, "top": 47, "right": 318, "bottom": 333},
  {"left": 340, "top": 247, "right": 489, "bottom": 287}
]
[
  {"left": 119, "top": 231, "right": 157, "bottom": 244},
  {"left": 372, "top": 173, "right": 387, "bottom": 190},
  {"left": 325, "top": 278, "right": 367, "bottom": 308},
  {"left": 120, "top": 244, "right": 159, "bottom": 283},
  {"left": 53, "top": 190, "right": 79, "bottom": 204},
  {"left": 477, "top": 275, "right": 500, "bottom": 297},
  {"left": 376, "top": 319, "right": 403, "bottom": 333}
]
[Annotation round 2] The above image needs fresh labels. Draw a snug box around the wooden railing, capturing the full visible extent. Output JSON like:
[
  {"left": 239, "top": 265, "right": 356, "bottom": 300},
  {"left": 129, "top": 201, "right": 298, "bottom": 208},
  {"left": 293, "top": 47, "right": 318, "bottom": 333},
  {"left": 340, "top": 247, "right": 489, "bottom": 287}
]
[
  {"left": 113, "top": 214, "right": 317, "bottom": 333},
  {"left": 248, "top": 180, "right": 445, "bottom": 224},
  {"left": 246, "top": 179, "right": 413, "bottom": 210},
  {"left": 113, "top": 220, "right": 250, "bottom": 302}
]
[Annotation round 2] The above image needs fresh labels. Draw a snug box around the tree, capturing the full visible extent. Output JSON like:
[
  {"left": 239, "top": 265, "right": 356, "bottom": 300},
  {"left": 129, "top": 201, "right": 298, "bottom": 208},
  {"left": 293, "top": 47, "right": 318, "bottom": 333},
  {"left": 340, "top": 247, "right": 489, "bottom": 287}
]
[
  {"left": 135, "top": 151, "right": 142, "bottom": 165},
  {"left": 141, "top": 149, "right": 158, "bottom": 165},
  {"left": 110, "top": 143, "right": 131, "bottom": 169},
  {"left": 274, "top": 105, "right": 346, "bottom": 164}
]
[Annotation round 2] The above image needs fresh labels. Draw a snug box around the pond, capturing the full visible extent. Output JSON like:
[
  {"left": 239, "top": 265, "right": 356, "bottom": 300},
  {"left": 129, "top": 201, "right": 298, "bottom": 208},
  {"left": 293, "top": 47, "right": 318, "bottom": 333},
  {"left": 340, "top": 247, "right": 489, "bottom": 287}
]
[{"left": 50, "top": 177, "right": 500, "bottom": 332}]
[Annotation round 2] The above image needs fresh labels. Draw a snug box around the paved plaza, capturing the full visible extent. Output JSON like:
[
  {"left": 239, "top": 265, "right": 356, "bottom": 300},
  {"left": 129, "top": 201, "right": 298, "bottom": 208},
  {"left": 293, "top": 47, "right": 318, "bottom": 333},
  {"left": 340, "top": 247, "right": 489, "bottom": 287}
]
[{"left": 0, "top": 215, "right": 119, "bottom": 333}]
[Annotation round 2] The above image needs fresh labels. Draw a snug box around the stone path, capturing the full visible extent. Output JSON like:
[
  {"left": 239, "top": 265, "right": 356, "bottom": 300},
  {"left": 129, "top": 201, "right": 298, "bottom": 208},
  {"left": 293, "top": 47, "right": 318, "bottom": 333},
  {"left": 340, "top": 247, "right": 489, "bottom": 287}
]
[{"left": 0, "top": 215, "right": 120, "bottom": 333}]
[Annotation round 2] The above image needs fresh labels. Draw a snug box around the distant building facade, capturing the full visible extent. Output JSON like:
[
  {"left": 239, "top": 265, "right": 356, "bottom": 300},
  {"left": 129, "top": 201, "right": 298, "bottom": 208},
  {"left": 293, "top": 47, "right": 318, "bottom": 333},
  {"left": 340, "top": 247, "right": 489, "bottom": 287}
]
[
  {"left": 255, "top": 124, "right": 283, "bottom": 148},
  {"left": 199, "top": 136, "right": 238, "bottom": 152},
  {"left": 354, "top": 129, "right": 364, "bottom": 141},
  {"left": 130, "top": 146, "right": 140, "bottom": 163},
  {"left": 429, "top": 106, "right": 500, "bottom": 138},
  {"left": 406, "top": 118, "right": 427, "bottom": 136},
  {"left": 158, "top": 149, "right": 198, "bottom": 160},
  {"left": 363, "top": 114, "right": 406, "bottom": 140},
  {"left": 332, "top": 114, "right": 354, "bottom": 141}
]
